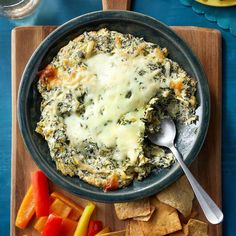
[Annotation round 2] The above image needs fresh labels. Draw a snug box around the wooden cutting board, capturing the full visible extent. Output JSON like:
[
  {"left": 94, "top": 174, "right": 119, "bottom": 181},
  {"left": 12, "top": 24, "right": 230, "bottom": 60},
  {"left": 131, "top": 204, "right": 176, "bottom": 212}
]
[{"left": 11, "top": 26, "right": 222, "bottom": 236}]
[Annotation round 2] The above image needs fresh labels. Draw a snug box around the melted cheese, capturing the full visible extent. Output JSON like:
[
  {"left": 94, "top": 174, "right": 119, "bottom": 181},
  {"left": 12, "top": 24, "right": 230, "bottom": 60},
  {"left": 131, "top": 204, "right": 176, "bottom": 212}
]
[
  {"left": 64, "top": 53, "right": 161, "bottom": 162},
  {"left": 37, "top": 29, "right": 197, "bottom": 188}
]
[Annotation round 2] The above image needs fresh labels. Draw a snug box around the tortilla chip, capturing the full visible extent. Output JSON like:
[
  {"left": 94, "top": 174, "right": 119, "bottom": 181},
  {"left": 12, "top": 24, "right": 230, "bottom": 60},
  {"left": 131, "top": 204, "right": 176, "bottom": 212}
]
[
  {"left": 128, "top": 220, "right": 144, "bottom": 236},
  {"left": 168, "top": 225, "right": 188, "bottom": 236},
  {"left": 184, "top": 219, "right": 208, "bottom": 236},
  {"left": 125, "top": 222, "right": 130, "bottom": 236},
  {"left": 99, "top": 230, "right": 126, "bottom": 236},
  {"left": 114, "top": 199, "right": 151, "bottom": 220},
  {"left": 156, "top": 176, "right": 194, "bottom": 217},
  {"left": 178, "top": 208, "right": 199, "bottom": 226},
  {"left": 133, "top": 205, "right": 155, "bottom": 221},
  {"left": 168, "top": 231, "right": 185, "bottom": 236},
  {"left": 183, "top": 224, "right": 189, "bottom": 236},
  {"left": 139, "top": 198, "right": 182, "bottom": 235},
  {"left": 186, "top": 209, "right": 198, "bottom": 221}
]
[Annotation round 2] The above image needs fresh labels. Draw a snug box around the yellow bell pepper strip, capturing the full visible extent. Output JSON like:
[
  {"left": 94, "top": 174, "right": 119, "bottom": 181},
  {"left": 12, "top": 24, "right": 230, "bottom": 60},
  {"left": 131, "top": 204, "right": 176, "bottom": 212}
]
[
  {"left": 59, "top": 218, "right": 78, "bottom": 236},
  {"left": 15, "top": 185, "right": 35, "bottom": 229},
  {"left": 87, "top": 220, "right": 103, "bottom": 236},
  {"left": 51, "top": 191, "right": 84, "bottom": 220},
  {"left": 33, "top": 216, "right": 48, "bottom": 233},
  {"left": 97, "top": 230, "right": 126, "bottom": 236},
  {"left": 73, "top": 202, "right": 96, "bottom": 236},
  {"left": 95, "top": 227, "right": 110, "bottom": 235},
  {"left": 42, "top": 214, "right": 62, "bottom": 236},
  {"left": 50, "top": 198, "right": 72, "bottom": 218},
  {"left": 32, "top": 170, "right": 50, "bottom": 217}
]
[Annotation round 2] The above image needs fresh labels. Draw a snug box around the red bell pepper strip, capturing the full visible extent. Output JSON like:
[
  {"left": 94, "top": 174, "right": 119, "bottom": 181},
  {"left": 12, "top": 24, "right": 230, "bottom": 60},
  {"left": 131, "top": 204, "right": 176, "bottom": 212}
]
[
  {"left": 59, "top": 218, "right": 78, "bottom": 236},
  {"left": 42, "top": 214, "right": 62, "bottom": 236},
  {"left": 32, "top": 170, "right": 50, "bottom": 217},
  {"left": 87, "top": 220, "right": 103, "bottom": 236},
  {"left": 15, "top": 185, "right": 35, "bottom": 229}
]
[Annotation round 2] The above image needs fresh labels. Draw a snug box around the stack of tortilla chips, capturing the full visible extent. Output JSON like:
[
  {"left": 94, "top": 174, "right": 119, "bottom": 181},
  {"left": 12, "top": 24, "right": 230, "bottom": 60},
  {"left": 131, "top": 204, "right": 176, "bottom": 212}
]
[{"left": 114, "top": 176, "right": 208, "bottom": 236}]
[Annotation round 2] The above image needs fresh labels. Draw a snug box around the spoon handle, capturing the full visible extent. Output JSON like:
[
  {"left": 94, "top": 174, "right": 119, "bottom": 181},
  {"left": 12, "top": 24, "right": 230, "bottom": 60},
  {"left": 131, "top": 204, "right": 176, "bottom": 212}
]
[{"left": 170, "top": 145, "right": 223, "bottom": 225}]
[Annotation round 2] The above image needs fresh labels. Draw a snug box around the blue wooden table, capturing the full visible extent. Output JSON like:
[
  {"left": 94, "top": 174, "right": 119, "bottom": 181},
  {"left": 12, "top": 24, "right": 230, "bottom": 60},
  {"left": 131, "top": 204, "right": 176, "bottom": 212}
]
[{"left": 1, "top": 0, "right": 235, "bottom": 235}]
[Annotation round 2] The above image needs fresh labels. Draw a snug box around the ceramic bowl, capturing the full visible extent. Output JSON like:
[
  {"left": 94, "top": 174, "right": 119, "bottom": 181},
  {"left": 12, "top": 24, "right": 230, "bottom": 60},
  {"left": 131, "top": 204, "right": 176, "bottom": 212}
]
[{"left": 18, "top": 11, "right": 210, "bottom": 202}]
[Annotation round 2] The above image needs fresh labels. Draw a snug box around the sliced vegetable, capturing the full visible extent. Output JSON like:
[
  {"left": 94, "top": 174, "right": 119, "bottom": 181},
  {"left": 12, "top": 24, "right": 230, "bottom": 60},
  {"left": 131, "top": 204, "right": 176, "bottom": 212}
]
[
  {"left": 50, "top": 198, "right": 72, "bottom": 218},
  {"left": 59, "top": 218, "right": 78, "bottom": 236},
  {"left": 73, "top": 202, "right": 96, "bottom": 236},
  {"left": 32, "top": 170, "right": 50, "bottom": 217},
  {"left": 97, "top": 230, "right": 126, "bottom": 236},
  {"left": 42, "top": 214, "right": 62, "bottom": 236},
  {"left": 34, "top": 216, "right": 48, "bottom": 233},
  {"left": 87, "top": 220, "right": 103, "bottom": 236},
  {"left": 96, "top": 227, "right": 110, "bottom": 235},
  {"left": 15, "top": 185, "right": 35, "bottom": 229},
  {"left": 51, "top": 191, "right": 84, "bottom": 220}
]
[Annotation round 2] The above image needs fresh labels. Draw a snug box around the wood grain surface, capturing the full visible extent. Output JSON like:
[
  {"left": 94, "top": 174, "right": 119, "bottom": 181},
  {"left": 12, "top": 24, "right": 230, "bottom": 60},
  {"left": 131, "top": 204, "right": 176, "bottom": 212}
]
[
  {"left": 102, "top": 0, "right": 131, "bottom": 10},
  {"left": 11, "top": 26, "right": 222, "bottom": 236}
]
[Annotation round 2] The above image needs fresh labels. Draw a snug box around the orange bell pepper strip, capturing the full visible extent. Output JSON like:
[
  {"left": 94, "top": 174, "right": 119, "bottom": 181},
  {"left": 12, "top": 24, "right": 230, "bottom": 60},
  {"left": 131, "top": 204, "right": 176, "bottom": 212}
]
[
  {"left": 51, "top": 192, "right": 84, "bottom": 220},
  {"left": 15, "top": 185, "right": 35, "bottom": 229},
  {"left": 42, "top": 214, "right": 62, "bottom": 236},
  {"left": 73, "top": 202, "right": 96, "bottom": 236},
  {"left": 34, "top": 216, "right": 48, "bottom": 233},
  {"left": 32, "top": 170, "right": 50, "bottom": 217},
  {"left": 95, "top": 227, "right": 110, "bottom": 235},
  {"left": 59, "top": 218, "right": 78, "bottom": 236},
  {"left": 50, "top": 198, "right": 72, "bottom": 218}
]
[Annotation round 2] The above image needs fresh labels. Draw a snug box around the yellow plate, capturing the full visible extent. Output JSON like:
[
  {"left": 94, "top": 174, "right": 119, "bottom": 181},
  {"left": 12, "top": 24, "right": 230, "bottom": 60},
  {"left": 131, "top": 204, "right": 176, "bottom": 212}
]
[{"left": 196, "top": 0, "right": 236, "bottom": 7}]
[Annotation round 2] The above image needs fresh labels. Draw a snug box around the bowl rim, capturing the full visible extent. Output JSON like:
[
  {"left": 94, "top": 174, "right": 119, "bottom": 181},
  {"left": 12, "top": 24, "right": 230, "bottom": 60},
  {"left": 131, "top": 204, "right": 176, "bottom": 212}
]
[{"left": 17, "top": 10, "right": 210, "bottom": 202}]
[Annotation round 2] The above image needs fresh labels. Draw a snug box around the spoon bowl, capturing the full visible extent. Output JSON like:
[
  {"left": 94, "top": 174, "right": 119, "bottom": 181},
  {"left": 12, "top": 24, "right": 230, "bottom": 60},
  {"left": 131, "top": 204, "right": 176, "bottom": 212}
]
[{"left": 148, "top": 118, "right": 176, "bottom": 147}]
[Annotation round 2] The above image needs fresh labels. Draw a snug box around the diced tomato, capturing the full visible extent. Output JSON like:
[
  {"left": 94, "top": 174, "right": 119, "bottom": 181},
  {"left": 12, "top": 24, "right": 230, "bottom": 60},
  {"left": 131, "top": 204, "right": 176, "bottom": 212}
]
[
  {"left": 103, "top": 174, "right": 119, "bottom": 191},
  {"left": 38, "top": 65, "right": 58, "bottom": 88},
  {"left": 38, "top": 65, "right": 56, "bottom": 80}
]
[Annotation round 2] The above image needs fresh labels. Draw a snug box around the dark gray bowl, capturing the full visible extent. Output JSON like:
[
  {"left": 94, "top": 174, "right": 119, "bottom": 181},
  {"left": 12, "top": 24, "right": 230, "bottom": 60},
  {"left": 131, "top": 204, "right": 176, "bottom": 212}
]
[{"left": 18, "top": 11, "right": 210, "bottom": 202}]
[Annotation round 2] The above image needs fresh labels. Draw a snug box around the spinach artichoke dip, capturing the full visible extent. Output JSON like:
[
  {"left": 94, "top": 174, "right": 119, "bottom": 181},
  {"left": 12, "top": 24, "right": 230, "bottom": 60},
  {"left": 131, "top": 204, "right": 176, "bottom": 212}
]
[{"left": 36, "top": 28, "right": 198, "bottom": 191}]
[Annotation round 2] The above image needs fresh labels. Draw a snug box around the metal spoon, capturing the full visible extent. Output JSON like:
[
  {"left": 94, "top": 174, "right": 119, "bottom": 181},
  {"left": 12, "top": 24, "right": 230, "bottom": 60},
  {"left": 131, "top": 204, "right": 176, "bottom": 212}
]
[{"left": 148, "top": 117, "right": 223, "bottom": 224}]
